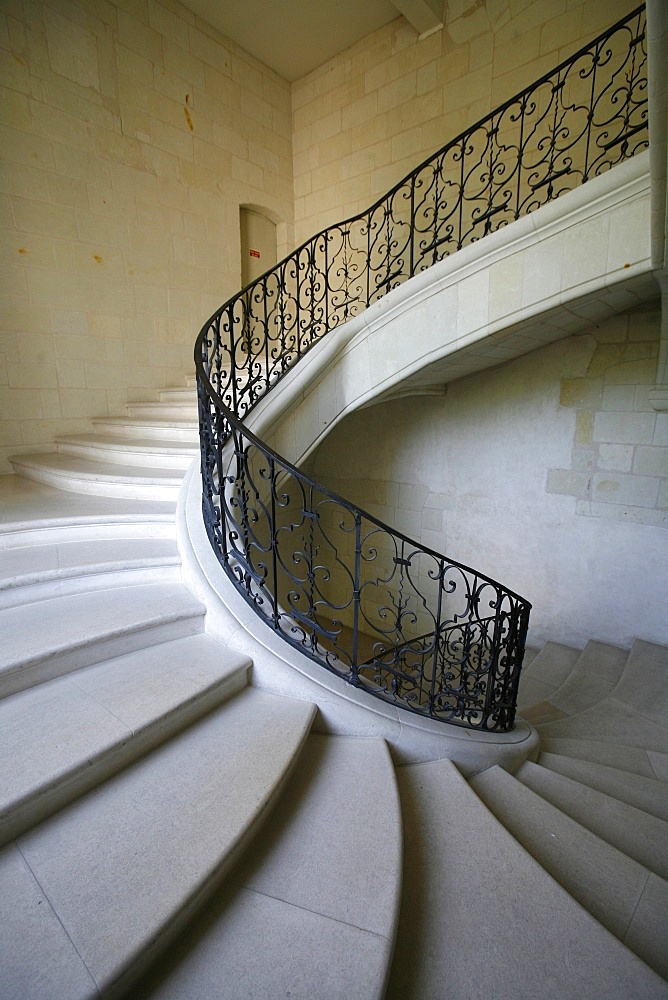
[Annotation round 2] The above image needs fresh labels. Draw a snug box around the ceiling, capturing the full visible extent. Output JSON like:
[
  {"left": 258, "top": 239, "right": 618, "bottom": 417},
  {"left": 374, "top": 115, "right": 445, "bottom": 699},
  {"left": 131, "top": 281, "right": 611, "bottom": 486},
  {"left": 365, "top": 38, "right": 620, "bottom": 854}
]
[{"left": 180, "top": 0, "right": 404, "bottom": 81}]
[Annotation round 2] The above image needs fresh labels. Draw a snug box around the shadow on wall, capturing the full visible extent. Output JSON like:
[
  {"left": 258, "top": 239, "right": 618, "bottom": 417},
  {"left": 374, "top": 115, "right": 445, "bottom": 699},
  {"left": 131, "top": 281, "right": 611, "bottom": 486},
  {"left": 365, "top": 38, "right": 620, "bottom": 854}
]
[{"left": 303, "top": 303, "right": 667, "bottom": 650}]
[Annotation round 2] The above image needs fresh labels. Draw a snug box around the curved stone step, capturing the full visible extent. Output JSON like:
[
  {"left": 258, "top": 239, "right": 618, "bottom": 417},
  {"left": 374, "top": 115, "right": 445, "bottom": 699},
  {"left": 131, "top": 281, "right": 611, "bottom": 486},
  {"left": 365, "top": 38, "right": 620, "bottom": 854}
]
[
  {"left": 0, "top": 476, "right": 177, "bottom": 530},
  {"left": 386, "top": 757, "right": 667, "bottom": 999},
  {"left": 610, "top": 639, "right": 668, "bottom": 725},
  {"left": 0, "top": 582, "right": 206, "bottom": 699},
  {"left": 470, "top": 763, "right": 668, "bottom": 979},
  {"left": 158, "top": 388, "right": 197, "bottom": 404},
  {"left": 1, "top": 688, "right": 316, "bottom": 1000},
  {"left": 126, "top": 401, "right": 198, "bottom": 421},
  {"left": 91, "top": 416, "right": 198, "bottom": 443},
  {"left": 517, "top": 641, "right": 581, "bottom": 715},
  {"left": 535, "top": 698, "right": 668, "bottom": 753},
  {"left": 0, "top": 535, "right": 181, "bottom": 609},
  {"left": 525, "top": 641, "right": 664, "bottom": 732},
  {"left": 55, "top": 433, "right": 197, "bottom": 470},
  {"left": 9, "top": 452, "right": 184, "bottom": 500},
  {"left": 516, "top": 760, "right": 668, "bottom": 880},
  {"left": 546, "top": 641, "right": 630, "bottom": 716},
  {"left": 539, "top": 751, "right": 668, "bottom": 821},
  {"left": 539, "top": 736, "right": 667, "bottom": 781},
  {"left": 0, "top": 634, "right": 251, "bottom": 847},
  {"left": 521, "top": 645, "right": 540, "bottom": 669},
  {"left": 134, "top": 735, "right": 402, "bottom": 1000},
  {"left": 1, "top": 516, "right": 176, "bottom": 548}
]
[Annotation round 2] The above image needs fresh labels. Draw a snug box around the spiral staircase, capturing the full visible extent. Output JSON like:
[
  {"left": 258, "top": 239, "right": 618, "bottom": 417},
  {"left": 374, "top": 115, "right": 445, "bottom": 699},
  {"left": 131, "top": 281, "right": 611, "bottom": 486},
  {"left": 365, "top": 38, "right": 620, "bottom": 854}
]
[
  {"left": 2, "top": 7, "right": 667, "bottom": 998},
  {"left": 2, "top": 407, "right": 667, "bottom": 999}
]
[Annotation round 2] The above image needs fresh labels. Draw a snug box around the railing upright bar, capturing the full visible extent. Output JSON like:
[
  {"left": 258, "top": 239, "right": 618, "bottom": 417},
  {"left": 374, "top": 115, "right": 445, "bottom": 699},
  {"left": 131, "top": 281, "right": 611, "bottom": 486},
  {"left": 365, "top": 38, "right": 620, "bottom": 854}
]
[
  {"left": 351, "top": 511, "right": 362, "bottom": 682},
  {"left": 583, "top": 42, "right": 598, "bottom": 181},
  {"left": 457, "top": 133, "right": 465, "bottom": 250},
  {"left": 430, "top": 557, "right": 445, "bottom": 716},
  {"left": 269, "top": 453, "right": 280, "bottom": 630}
]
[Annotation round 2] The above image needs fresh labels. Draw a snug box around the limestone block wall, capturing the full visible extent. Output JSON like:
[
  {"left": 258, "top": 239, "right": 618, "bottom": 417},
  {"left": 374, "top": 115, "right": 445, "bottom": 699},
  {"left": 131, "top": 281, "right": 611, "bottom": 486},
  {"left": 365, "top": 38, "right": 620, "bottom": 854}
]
[
  {"left": 0, "top": 0, "right": 293, "bottom": 473},
  {"left": 547, "top": 307, "right": 666, "bottom": 525},
  {"left": 291, "top": 0, "right": 640, "bottom": 246},
  {"left": 304, "top": 307, "right": 668, "bottom": 650}
]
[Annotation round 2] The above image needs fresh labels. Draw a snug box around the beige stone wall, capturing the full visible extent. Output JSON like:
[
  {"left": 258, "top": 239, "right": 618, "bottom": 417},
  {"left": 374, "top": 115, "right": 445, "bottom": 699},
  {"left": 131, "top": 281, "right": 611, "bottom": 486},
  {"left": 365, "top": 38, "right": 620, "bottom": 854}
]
[
  {"left": 0, "top": 0, "right": 293, "bottom": 472},
  {"left": 303, "top": 307, "right": 667, "bottom": 649},
  {"left": 291, "top": 0, "right": 639, "bottom": 246},
  {"left": 547, "top": 305, "right": 666, "bottom": 524}
]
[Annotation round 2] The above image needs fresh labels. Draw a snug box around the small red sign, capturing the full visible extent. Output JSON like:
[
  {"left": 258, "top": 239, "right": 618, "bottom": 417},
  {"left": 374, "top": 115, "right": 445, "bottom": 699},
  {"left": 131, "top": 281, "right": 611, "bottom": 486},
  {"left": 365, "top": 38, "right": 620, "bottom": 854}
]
[{"left": 249, "top": 249, "right": 261, "bottom": 258}]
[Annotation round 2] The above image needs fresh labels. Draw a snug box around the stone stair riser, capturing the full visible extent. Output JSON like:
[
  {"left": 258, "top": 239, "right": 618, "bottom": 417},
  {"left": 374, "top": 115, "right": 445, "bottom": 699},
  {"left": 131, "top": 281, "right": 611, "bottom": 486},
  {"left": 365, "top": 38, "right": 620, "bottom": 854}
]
[
  {"left": 1, "top": 611, "right": 205, "bottom": 701},
  {"left": 56, "top": 440, "right": 197, "bottom": 470},
  {"left": 92, "top": 419, "right": 199, "bottom": 443},
  {"left": 8, "top": 458, "right": 183, "bottom": 501},
  {"left": 0, "top": 647, "right": 251, "bottom": 848},
  {"left": 0, "top": 563, "right": 183, "bottom": 611},
  {"left": 126, "top": 404, "right": 198, "bottom": 421},
  {"left": 0, "top": 520, "right": 176, "bottom": 549},
  {"left": 3, "top": 691, "right": 316, "bottom": 1000}
]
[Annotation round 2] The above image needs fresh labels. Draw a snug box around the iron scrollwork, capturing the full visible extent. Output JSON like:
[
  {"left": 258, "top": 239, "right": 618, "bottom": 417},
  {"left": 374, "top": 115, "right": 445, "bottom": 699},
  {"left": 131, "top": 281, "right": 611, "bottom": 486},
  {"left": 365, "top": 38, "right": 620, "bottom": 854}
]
[{"left": 195, "top": 7, "right": 647, "bottom": 732}]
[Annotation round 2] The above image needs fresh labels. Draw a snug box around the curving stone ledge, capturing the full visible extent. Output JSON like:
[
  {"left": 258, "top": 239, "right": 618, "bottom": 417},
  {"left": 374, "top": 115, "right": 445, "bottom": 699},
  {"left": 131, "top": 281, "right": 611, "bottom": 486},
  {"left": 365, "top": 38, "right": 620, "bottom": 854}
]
[
  {"left": 178, "top": 461, "right": 540, "bottom": 773},
  {"left": 245, "top": 152, "right": 653, "bottom": 469},
  {"left": 183, "top": 154, "right": 653, "bottom": 772}
]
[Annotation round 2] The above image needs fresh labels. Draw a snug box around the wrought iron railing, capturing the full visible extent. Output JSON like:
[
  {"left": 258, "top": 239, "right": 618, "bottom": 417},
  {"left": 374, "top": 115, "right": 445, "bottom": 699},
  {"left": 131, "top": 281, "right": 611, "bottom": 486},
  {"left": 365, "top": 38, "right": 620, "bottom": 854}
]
[{"left": 195, "top": 6, "right": 648, "bottom": 732}]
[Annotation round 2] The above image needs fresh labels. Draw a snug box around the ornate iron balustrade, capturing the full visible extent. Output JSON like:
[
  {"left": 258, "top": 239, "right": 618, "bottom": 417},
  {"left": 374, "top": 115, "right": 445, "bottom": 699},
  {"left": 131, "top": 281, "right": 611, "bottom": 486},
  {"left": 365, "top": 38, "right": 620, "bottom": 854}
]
[{"left": 195, "top": 6, "right": 647, "bottom": 732}]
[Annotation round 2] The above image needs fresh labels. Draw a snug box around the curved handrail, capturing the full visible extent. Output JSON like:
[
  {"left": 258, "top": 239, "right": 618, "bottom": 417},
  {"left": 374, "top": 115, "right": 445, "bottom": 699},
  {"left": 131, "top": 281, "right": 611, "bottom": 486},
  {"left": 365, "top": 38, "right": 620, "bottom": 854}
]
[{"left": 195, "top": 6, "right": 647, "bottom": 732}]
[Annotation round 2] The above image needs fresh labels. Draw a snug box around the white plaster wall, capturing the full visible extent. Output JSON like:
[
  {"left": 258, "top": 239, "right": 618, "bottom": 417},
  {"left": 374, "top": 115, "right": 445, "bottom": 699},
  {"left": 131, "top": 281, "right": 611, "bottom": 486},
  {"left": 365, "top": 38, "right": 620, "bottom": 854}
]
[{"left": 305, "top": 315, "right": 668, "bottom": 651}]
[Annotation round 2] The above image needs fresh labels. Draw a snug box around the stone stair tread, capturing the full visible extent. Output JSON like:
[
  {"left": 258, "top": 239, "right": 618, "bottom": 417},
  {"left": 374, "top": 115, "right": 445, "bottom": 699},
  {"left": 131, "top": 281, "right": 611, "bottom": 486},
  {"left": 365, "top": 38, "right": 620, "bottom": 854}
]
[
  {"left": 0, "top": 634, "right": 251, "bottom": 846},
  {"left": 648, "top": 749, "right": 668, "bottom": 782},
  {"left": 53, "top": 434, "right": 196, "bottom": 473},
  {"left": 521, "top": 645, "right": 540, "bottom": 668},
  {"left": 56, "top": 432, "right": 198, "bottom": 455},
  {"left": 386, "top": 757, "right": 667, "bottom": 1000},
  {"left": 610, "top": 639, "right": 668, "bottom": 725},
  {"left": 93, "top": 416, "right": 197, "bottom": 429},
  {"left": 157, "top": 391, "right": 197, "bottom": 405},
  {"left": 1, "top": 688, "right": 316, "bottom": 1000},
  {"left": 10, "top": 453, "right": 186, "bottom": 500},
  {"left": 0, "top": 536, "right": 179, "bottom": 593},
  {"left": 623, "top": 874, "right": 668, "bottom": 982},
  {"left": 470, "top": 763, "right": 668, "bottom": 979},
  {"left": 134, "top": 735, "right": 401, "bottom": 1000},
  {"left": 90, "top": 417, "right": 199, "bottom": 444},
  {"left": 539, "top": 751, "right": 668, "bottom": 821},
  {"left": 517, "top": 641, "right": 581, "bottom": 708},
  {"left": 536, "top": 698, "right": 668, "bottom": 753},
  {"left": 521, "top": 640, "right": 581, "bottom": 680},
  {"left": 11, "top": 452, "right": 185, "bottom": 485},
  {"left": 1, "top": 517, "right": 176, "bottom": 550},
  {"left": 518, "top": 699, "right": 567, "bottom": 726},
  {"left": 0, "top": 476, "right": 177, "bottom": 526},
  {"left": 0, "top": 582, "right": 206, "bottom": 698},
  {"left": 517, "top": 760, "right": 668, "bottom": 880},
  {"left": 547, "top": 641, "right": 630, "bottom": 715},
  {"left": 128, "top": 400, "right": 196, "bottom": 409},
  {"left": 126, "top": 402, "right": 197, "bottom": 418},
  {"left": 539, "top": 736, "right": 665, "bottom": 780}
]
